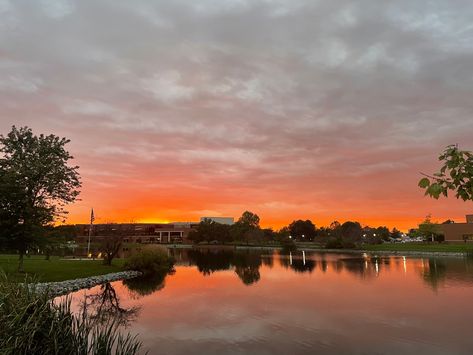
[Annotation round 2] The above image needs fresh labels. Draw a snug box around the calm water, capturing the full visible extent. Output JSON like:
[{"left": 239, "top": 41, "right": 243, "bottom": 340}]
[{"left": 66, "top": 249, "right": 473, "bottom": 354}]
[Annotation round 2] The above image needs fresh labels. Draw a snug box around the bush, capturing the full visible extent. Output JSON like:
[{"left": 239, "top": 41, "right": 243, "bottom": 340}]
[
  {"left": 0, "top": 272, "right": 142, "bottom": 355},
  {"left": 280, "top": 239, "right": 297, "bottom": 252},
  {"left": 341, "top": 240, "right": 357, "bottom": 249},
  {"left": 325, "top": 238, "right": 343, "bottom": 249},
  {"left": 124, "top": 245, "right": 174, "bottom": 276},
  {"left": 325, "top": 238, "right": 358, "bottom": 249}
]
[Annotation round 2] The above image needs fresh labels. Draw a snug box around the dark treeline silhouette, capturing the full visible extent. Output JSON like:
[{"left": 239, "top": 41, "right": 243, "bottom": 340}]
[{"left": 188, "top": 211, "right": 404, "bottom": 249}]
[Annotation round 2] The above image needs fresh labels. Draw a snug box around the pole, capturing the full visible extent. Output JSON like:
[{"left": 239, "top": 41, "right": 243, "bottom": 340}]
[
  {"left": 87, "top": 225, "right": 92, "bottom": 257},
  {"left": 87, "top": 208, "right": 94, "bottom": 257}
]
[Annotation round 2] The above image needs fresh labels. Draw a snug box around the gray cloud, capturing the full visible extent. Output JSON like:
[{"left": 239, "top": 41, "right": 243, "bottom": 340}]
[{"left": 1, "top": 0, "right": 473, "bottom": 226}]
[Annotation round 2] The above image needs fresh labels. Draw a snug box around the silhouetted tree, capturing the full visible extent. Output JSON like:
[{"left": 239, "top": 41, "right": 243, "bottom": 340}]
[
  {"left": 101, "top": 236, "right": 122, "bottom": 265},
  {"left": 340, "top": 221, "right": 363, "bottom": 245},
  {"left": 188, "top": 219, "right": 232, "bottom": 244},
  {"left": 238, "top": 211, "right": 260, "bottom": 228},
  {"left": 230, "top": 211, "right": 261, "bottom": 244},
  {"left": 0, "top": 126, "right": 81, "bottom": 271},
  {"left": 288, "top": 219, "right": 316, "bottom": 241},
  {"left": 390, "top": 228, "right": 402, "bottom": 239},
  {"left": 375, "top": 226, "right": 390, "bottom": 241}
]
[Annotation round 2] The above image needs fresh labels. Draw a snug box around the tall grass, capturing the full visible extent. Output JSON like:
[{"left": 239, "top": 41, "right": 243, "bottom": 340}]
[{"left": 0, "top": 272, "right": 144, "bottom": 355}]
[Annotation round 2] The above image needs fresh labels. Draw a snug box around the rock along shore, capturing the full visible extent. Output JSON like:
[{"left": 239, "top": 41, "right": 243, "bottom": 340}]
[{"left": 32, "top": 270, "right": 142, "bottom": 297}]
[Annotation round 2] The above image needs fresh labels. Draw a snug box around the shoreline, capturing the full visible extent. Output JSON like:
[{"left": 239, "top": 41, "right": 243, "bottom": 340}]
[
  {"left": 167, "top": 244, "right": 471, "bottom": 257},
  {"left": 31, "top": 270, "right": 142, "bottom": 297}
]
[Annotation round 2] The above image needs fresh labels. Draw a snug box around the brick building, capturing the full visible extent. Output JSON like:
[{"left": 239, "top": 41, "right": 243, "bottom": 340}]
[
  {"left": 74, "top": 222, "right": 199, "bottom": 245},
  {"left": 437, "top": 215, "right": 473, "bottom": 242}
]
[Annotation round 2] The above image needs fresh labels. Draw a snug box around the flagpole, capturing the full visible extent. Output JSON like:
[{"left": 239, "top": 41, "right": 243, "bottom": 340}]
[{"left": 87, "top": 208, "right": 94, "bottom": 257}]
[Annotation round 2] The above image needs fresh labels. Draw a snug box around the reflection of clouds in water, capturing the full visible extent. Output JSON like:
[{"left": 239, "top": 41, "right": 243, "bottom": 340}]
[{"left": 63, "top": 250, "right": 473, "bottom": 354}]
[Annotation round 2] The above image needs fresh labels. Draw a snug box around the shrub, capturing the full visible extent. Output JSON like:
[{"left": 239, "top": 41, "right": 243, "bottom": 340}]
[
  {"left": 325, "top": 238, "right": 343, "bottom": 249},
  {"left": 0, "top": 272, "right": 142, "bottom": 355},
  {"left": 325, "top": 238, "right": 358, "bottom": 249},
  {"left": 124, "top": 245, "right": 174, "bottom": 276},
  {"left": 341, "top": 240, "right": 357, "bottom": 249},
  {"left": 280, "top": 239, "right": 297, "bottom": 252}
]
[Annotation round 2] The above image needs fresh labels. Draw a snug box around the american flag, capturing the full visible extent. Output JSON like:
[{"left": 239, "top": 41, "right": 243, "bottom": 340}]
[{"left": 90, "top": 208, "right": 95, "bottom": 225}]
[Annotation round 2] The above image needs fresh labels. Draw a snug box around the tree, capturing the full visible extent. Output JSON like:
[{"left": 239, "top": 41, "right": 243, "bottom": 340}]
[
  {"left": 340, "top": 221, "right": 362, "bottom": 244},
  {"left": 288, "top": 220, "right": 316, "bottom": 241},
  {"left": 418, "top": 215, "right": 443, "bottom": 242},
  {"left": 390, "top": 228, "right": 402, "bottom": 239},
  {"left": 188, "top": 219, "right": 231, "bottom": 244},
  {"left": 0, "top": 126, "right": 81, "bottom": 271},
  {"left": 231, "top": 211, "right": 261, "bottom": 243},
  {"left": 419, "top": 144, "right": 473, "bottom": 201},
  {"left": 329, "top": 221, "right": 342, "bottom": 238},
  {"left": 375, "top": 226, "right": 390, "bottom": 241},
  {"left": 101, "top": 236, "right": 122, "bottom": 266},
  {"left": 38, "top": 225, "right": 78, "bottom": 260},
  {"left": 276, "top": 226, "right": 290, "bottom": 241},
  {"left": 237, "top": 211, "right": 260, "bottom": 228}
]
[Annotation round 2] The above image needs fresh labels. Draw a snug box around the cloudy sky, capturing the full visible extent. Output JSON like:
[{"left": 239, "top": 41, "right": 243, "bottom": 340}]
[{"left": 1, "top": 0, "right": 473, "bottom": 229}]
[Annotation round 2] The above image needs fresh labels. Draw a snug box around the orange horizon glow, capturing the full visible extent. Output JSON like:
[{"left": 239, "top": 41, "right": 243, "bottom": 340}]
[
  {"left": 64, "top": 194, "right": 472, "bottom": 232},
  {"left": 2, "top": 1, "right": 473, "bottom": 233}
]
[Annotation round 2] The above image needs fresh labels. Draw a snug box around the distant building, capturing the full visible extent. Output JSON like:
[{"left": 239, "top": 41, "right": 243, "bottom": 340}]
[
  {"left": 200, "top": 217, "right": 234, "bottom": 225},
  {"left": 74, "top": 222, "right": 199, "bottom": 245},
  {"left": 437, "top": 215, "right": 473, "bottom": 242}
]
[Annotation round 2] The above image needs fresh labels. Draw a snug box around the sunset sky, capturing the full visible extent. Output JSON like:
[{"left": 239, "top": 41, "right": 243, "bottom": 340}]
[{"left": 1, "top": 0, "right": 473, "bottom": 230}]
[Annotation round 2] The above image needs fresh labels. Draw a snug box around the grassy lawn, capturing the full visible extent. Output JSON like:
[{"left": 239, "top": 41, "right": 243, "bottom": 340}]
[
  {"left": 360, "top": 243, "right": 473, "bottom": 253},
  {"left": 0, "top": 254, "right": 126, "bottom": 282}
]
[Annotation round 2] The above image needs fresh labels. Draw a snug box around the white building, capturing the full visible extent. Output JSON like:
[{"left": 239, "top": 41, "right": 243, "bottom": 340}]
[{"left": 200, "top": 216, "right": 234, "bottom": 225}]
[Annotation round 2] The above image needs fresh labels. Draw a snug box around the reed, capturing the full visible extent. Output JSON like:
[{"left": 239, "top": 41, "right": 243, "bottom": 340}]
[{"left": 0, "top": 272, "right": 144, "bottom": 355}]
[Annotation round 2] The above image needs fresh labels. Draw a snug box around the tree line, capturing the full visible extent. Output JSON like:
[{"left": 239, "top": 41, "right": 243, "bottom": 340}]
[
  {"left": 2, "top": 126, "right": 473, "bottom": 271},
  {"left": 188, "top": 211, "right": 405, "bottom": 248}
]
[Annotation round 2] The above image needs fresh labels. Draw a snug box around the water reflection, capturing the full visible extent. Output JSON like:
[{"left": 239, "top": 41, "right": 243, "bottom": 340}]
[
  {"left": 66, "top": 250, "right": 473, "bottom": 355},
  {"left": 123, "top": 272, "right": 168, "bottom": 298},
  {"left": 419, "top": 256, "right": 473, "bottom": 290},
  {"left": 80, "top": 282, "right": 140, "bottom": 327},
  {"left": 186, "top": 249, "right": 233, "bottom": 275},
  {"left": 233, "top": 251, "right": 262, "bottom": 285},
  {"left": 169, "top": 248, "right": 473, "bottom": 290},
  {"left": 279, "top": 250, "right": 316, "bottom": 273},
  {"left": 184, "top": 249, "right": 263, "bottom": 285}
]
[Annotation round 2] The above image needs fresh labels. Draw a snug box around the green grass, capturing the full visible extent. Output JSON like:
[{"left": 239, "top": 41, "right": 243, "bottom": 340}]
[
  {"left": 0, "top": 254, "right": 126, "bottom": 282},
  {"left": 360, "top": 243, "right": 473, "bottom": 253}
]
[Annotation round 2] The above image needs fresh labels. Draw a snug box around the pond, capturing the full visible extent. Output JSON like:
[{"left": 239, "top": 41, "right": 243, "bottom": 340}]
[{"left": 65, "top": 249, "right": 473, "bottom": 354}]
